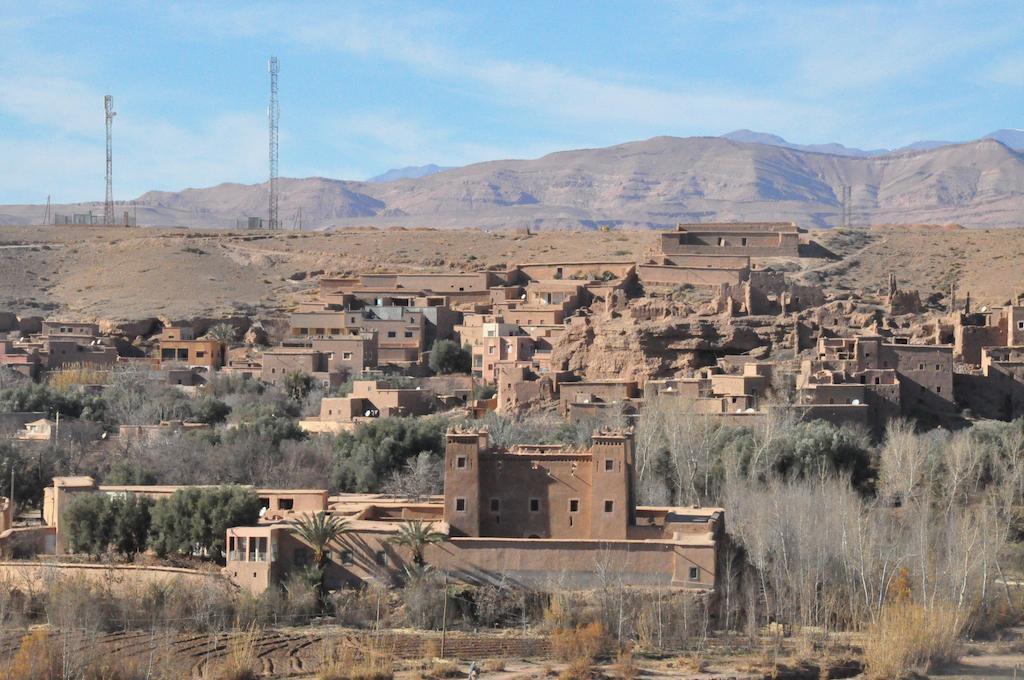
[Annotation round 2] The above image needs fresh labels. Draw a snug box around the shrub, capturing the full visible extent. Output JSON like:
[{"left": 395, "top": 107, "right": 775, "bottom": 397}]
[
  {"left": 863, "top": 602, "right": 962, "bottom": 679},
  {"left": 63, "top": 492, "right": 114, "bottom": 557},
  {"left": 428, "top": 340, "right": 471, "bottom": 375},
  {"left": 424, "top": 659, "right": 460, "bottom": 678},
  {"left": 551, "top": 622, "right": 611, "bottom": 664},
  {"left": 8, "top": 628, "right": 61, "bottom": 680}
]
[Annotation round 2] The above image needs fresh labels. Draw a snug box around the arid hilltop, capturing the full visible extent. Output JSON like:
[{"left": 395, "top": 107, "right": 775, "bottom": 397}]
[
  {"left": 1, "top": 224, "right": 1024, "bottom": 321},
  {"left": 4, "top": 136, "right": 1024, "bottom": 230}
]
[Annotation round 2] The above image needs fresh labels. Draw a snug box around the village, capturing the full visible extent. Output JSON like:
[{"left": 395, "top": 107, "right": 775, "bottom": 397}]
[{"left": 0, "top": 220, "right": 1021, "bottom": 677}]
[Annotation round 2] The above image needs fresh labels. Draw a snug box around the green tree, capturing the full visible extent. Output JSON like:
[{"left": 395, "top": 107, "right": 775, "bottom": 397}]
[
  {"left": 150, "top": 486, "right": 261, "bottom": 562},
  {"left": 63, "top": 493, "right": 114, "bottom": 558},
  {"left": 284, "top": 371, "right": 315, "bottom": 402},
  {"left": 110, "top": 494, "right": 153, "bottom": 559},
  {"left": 191, "top": 395, "right": 230, "bottom": 424},
  {"left": 0, "top": 383, "right": 89, "bottom": 418},
  {"left": 428, "top": 340, "right": 471, "bottom": 375},
  {"left": 390, "top": 519, "right": 445, "bottom": 567},
  {"left": 329, "top": 416, "right": 449, "bottom": 492}
]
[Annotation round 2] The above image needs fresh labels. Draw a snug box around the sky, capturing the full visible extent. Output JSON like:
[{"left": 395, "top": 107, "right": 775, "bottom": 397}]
[{"left": 1, "top": 0, "right": 1022, "bottom": 204}]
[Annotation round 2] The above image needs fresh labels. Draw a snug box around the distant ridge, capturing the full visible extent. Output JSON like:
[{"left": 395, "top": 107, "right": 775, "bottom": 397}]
[
  {"left": 4, "top": 135, "right": 1024, "bottom": 230},
  {"left": 720, "top": 128, "right": 1024, "bottom": 157},
  {"left": 367, "top": 164, "right": 454, "bottom": 183}
]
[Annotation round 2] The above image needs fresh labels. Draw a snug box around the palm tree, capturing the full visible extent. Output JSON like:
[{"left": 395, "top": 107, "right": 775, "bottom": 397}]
[
  {"left": 290, "top": 512, "right": 351, "bottom": 596},
  {"left": 390, "top": 519, "right": 445, "bottom": 567}
]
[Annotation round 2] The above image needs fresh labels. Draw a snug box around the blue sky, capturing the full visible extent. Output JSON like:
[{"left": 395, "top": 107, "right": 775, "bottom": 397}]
[{"left": 1, "top": 1, "right": 1022, "bottom": 203}]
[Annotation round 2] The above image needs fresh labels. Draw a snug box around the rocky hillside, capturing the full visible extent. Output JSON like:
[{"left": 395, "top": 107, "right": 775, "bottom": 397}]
[{"left": 3, "top": 136, "right": 1024, "bottom": 230}]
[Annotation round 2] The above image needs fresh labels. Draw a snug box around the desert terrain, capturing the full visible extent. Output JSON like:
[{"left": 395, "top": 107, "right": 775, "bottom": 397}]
[{"left": 1, "top": 224, "right": 1023, "bottom": 321}]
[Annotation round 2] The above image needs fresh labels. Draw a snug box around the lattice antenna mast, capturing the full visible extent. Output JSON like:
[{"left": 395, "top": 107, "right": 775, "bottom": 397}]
[
  {"left": 268, "top": 57, "right": 280, "bottom": 230},
  {"left": 104, "top": 95, "right": 116, "bottom": 225}
]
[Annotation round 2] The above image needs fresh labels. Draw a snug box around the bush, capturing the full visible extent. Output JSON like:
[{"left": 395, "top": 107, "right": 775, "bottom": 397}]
[
  {"left": 8, "top": 628, "right": 61, "bottom": 680},
  {"left": 192, "top": 395, "right": 231, "bottom": 424},
  {"left": 550, "top": 622, "right": 611, "bottom": 664},
  {"left": 428, "top": 340, "right": 471, "bottom": 375},
  {"left": 63, "top": 493, "right": 114, "bottom": 557},
  {"left": 864, "top": 602, "right": 962, "bottom": 679}
]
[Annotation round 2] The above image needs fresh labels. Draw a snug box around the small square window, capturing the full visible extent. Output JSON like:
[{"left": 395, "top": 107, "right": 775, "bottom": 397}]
[
  {"left": 342, "top": 352, "right": 353, "bottom": 360},
  {"left": 569, "top": 499, "right": 579, "bottom": 513},
  {"left": 455, "top": 498, "right": 466, "bottom": 512},
  {"left": 387, "top": 331, "right": 396, "bottom": 338},
  {"left": 456, "top": 456, "right": 467, "bottom": 469},
  {"left": 604, "top": 459, "right": 614, "bottom": 471},
  {"left": 490, "top": 498, "right": 500, "bottom": 512},
  {"left": 340, "top": 549, "right": 354, "bottom": 565},
  {"left": 1018, "top": 321, "right": 1024, "bottom": 330},
  {"left": 375, "top": 550, "right": 387, "bottom": 566},
  {"left": 529, "top": 498, "right": 540, "bottom": 513},
  {"left": 604, "top": 500, "right": 614, "bottom": 513},
  {"left": 688, "top": 566, "right": 699, "bottom": 581},
  {"left": 404, "top": 331, "right": 413, "bottom": 338},
  {"left": 277, "top": 498, "right": 294, "bottom": 510}
]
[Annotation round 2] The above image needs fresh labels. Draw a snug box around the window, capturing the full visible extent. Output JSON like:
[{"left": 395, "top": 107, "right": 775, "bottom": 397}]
[
  {"left": 718, "top": 237, "right": 726, "bottom": 246},
  {"left": 330, "top": 328, "right": 341, "bottom": 335},
  {"left": 340, "top": 549, "right": 354, "bottom": 565},
  {"left": 294, "top": 547, "right": 312, "bottom": 566},
  {"left": 456, "top": 456, "right": 467, "bottom": 469},
  {"left": 258, "top": 497, "right": 270, "bottom": 511},
  {"left": 740, "top": 237, "right": 747, "bottom": 246},
  {"left": 569, "top": 499, "right": 579, "bottom": 513},
  {"left": 529, "top": 498, "right": 540, "bottom": 513},
  {"left": 342, "top": 352, "right": 353, "bottom": 360},
  {"left": 688, "top": 566, "right": 699, "bottom": 581},
  {"left": 936, "top": 386, "right": 942, "bottom": 394},
  {"left": 277, "top": 498, "right": 294, "bottom": 510},
  {"left": 375, "top": 550, "right": 387, "bottom": 566},
  {"left": 604, "top": 500, "right": 614, "bottom": 513},
  {"left": 455, "top": 498, "right": 466, "bottom": 512},
  {"left": 387, "top": 331, "right": 396, "bottom": 338},
  {"left": 490, "top": 498, "right": 500, "bottom": 512},
  {"left": 404, "top": 331, "right": 413, "bottom": 338},
  {"left": 1018, "top": 321, "right": 1024, "bottom": 330},
  {"left": 918, "top": 363, "right": 924, "bottom": 370},
  {"left": 935, "top": 364, "right": 940, "bottom": 371},
  {"left": 604, "top": 459, "right": 614, "bottom": 471}
]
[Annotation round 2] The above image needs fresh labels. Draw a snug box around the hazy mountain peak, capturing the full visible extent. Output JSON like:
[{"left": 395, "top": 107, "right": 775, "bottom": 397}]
[{"left": 367, "top": 164, "right": 454, "bottom": 183}]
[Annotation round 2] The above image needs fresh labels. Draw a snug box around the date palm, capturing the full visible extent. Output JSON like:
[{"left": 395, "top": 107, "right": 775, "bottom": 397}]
[
  {"left": 290, "top": 512, "right": 351, "bottom": 596},
  {"left": 390, "top": 519, "right": 445, "bottom": 567}
]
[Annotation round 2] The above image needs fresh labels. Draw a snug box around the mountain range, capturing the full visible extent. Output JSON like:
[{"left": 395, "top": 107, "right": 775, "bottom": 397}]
[
  {"left": 3, "top": 133, "right": 1024, "bottom": 230},
  {"left": 719, "top": 128, "right": 1024, "bottom": 158}
]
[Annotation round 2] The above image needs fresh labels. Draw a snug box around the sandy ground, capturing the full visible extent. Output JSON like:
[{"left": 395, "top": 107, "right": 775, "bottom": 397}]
[{"left": 1, "top": 225, "right": 1023, "bottom": 322}]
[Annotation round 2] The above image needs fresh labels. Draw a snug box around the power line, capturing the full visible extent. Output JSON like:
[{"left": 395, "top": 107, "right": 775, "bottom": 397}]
[
  {"left": 268, "top": 57, "right": 280, "bottom": 230},
  {"left": 104, "top": 95, "right": 116, "bottom": 225}
]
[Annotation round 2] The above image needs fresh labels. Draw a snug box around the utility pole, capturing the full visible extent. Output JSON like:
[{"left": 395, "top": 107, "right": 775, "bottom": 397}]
[
  {"left": 104, "top": 95, "right": 116, "bottom": 225},
  {"left": 43, "top": 195, "right": 51, "bottom": 225},
  {"left": 268, "top": 57, "right": 280, "bottom": 230}
]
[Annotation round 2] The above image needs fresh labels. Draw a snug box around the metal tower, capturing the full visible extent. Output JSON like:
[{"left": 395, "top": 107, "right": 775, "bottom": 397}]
[
  {"left": 839, "top": 185, "right": 852, "bottom": 227},
  {"left": 268, "top": 57, "right": 280, "bottom": 230},
  {"left": 104, "top": 95, "right": 116, "bottom": 225}
]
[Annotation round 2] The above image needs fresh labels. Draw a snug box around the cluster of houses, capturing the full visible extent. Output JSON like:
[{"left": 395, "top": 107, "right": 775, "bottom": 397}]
[{"left": 2, "top": 221, "right": 1024, "bottom": 593}]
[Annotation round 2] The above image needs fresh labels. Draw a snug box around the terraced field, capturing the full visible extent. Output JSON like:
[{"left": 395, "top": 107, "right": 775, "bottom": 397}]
[{"left": 0, "top": 626, "right": 550, "bottom": 678}]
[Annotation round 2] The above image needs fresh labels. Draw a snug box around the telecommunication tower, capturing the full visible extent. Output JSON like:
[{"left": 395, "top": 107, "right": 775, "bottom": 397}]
[
  {"left": 104, "top": 95, "right": 116, "bottom": 225},
  {"left": 839, "top": 185, "right": 852, "bottom": 228},
  {"left": 268, "top": 57, "right": 280, "bottom": 229}
]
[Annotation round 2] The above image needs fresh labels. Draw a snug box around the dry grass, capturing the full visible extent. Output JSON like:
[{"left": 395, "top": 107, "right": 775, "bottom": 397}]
[
  {"left": 204, "top": 627, "right": 260, "bottom": 680},
  {"left": 422, "top": 658, "right": 460, "bottom": 678},
  {"left": 47, "top": 363, "right": 111, "bottom": 389},
  {"left": 612, "top": 647, "right": 638, "bottom": 680},
  {"left": 863, "top": 602, "right": 963, "bottom": 679},
  {"left": 7, "top": 628, "right": 60, "bottom": 680},
  {"left": 318, "top": 635, "right": 395, "bottom": 680},
  {"left": 557, "top": 656, "right": 596, "bottom": 680},
  {"left": 481, "top": 658, "right": 506, "bottom": 672}
]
